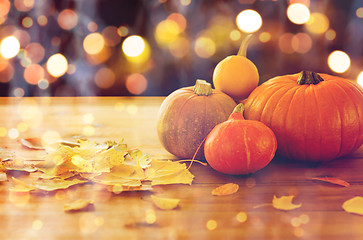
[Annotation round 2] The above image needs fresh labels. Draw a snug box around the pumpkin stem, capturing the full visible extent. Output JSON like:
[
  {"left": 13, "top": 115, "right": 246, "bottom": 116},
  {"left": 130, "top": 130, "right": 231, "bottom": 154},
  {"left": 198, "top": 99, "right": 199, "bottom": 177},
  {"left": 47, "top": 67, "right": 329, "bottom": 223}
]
[
  {"left": 237, "top": 34, "right": 253, "bottom": 57},
  {"left": 229, "top": 103, "right": 245, "bottom": 120},
  {"left": 193, "top": 79, "right": 213, "bottom": 96},
  {"left": 297, "top": 71, "right": 324, "bottom": 85}
]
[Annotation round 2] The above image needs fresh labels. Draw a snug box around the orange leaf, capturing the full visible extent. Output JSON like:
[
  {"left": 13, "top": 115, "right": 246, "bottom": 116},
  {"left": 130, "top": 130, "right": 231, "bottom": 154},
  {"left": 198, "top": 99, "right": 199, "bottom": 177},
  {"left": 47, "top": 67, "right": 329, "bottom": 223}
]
[
  {"left": 64, "top": 199, "right": 94, "bottom": 212},
  {"left": 310, "top": 176, "right": 350, "bottom": 187},
  {"left": 272, "top": 195, "right": 302, "bottom": 211},
  {"left": 342, "top": 196, "right": 363, "bottom": 216},
  {"left": 20, "top": 138, "right": 45, "bottom": 150},
  {"left": 212, "top": 183, "right": 239, "bottom": 196}
]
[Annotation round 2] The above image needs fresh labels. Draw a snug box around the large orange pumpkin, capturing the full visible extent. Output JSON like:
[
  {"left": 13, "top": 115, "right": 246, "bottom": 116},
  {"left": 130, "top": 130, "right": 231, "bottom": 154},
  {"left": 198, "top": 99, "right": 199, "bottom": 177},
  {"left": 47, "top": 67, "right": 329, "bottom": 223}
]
[
  {"left": 244, "top": 71, "right": 363, "bottom": 162},
  {"left": 157, "top": 79, "right": 237, "bottom": 159}
]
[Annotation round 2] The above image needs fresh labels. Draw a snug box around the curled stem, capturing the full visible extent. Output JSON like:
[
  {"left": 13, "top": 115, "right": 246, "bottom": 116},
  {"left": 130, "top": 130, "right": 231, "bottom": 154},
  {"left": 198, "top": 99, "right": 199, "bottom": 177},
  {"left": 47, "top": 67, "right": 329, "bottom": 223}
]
[{"left": 237, "top": 34, "right": 253, "bottom": 57}]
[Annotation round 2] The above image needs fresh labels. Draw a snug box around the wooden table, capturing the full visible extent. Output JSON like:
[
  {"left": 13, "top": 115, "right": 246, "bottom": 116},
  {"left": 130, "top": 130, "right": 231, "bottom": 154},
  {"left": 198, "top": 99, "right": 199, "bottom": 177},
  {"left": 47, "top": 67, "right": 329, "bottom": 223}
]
[{"left": 0, "top": 97, "right": 362, "bottom": 240}]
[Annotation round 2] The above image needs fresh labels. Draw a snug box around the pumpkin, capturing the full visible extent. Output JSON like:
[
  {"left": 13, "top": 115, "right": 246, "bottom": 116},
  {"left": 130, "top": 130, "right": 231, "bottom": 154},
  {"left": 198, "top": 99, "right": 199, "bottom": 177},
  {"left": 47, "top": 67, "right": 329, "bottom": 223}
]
[
  {"left": 204, "top": 103, "right": 277, "bottom": 175},
  {"left": 213, "top": 34, "right": 259, "bottom": 102},
  {"left": 244, "top": 70, "right": 363, "bottom": 162},
  {"left": 157, "top": 79, "right": 237, "bottom": 159}
]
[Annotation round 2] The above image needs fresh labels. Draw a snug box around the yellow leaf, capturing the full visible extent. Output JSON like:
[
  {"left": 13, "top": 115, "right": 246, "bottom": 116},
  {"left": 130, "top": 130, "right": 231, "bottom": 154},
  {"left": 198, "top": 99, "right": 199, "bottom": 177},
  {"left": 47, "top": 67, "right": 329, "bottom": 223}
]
[
  {"left": 9, "top": 177, "right": 35, "bottom": 192},
  {"left": 212, "top": 183, "right": 239, "bottom": 196},
  {"left": 151, "top": 195, "right": 180, "bottom": 210},
  {"left": 64, "top": 199, "right": 94, "bottom": 212},
  {"left": 32, "top": 178, "right": 87, "bottom": 191},
  {"left": 342, "top": 196, "right": 363, "bottom": 216},
  {"left": 20, "top": 137, "right": 45, "bottom": 150},
  {"left": 272, "top": 195, "right": 302, "bottom": 210}
]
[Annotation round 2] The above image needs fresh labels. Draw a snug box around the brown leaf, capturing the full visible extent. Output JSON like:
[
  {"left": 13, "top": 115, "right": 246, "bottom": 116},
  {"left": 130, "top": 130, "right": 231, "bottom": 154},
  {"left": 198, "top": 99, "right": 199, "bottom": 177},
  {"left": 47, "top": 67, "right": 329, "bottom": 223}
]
[
  {"left": 309, "top": 176, "right": 350, "bottom": 187},
  {"left": 64, "top": 199, "right": 94, "bottom": 212},
  {"left": 20, "top": 138, "right": 45, "bottom": 150},
  {"left": 212, "top": 183, "right": 239, "bottom": 196},
  {"left": 272, "top": 195, "right": 302, "bottom": 211},
  {"left": 342, "top": 196, "right": 363, "bottom": 216}
]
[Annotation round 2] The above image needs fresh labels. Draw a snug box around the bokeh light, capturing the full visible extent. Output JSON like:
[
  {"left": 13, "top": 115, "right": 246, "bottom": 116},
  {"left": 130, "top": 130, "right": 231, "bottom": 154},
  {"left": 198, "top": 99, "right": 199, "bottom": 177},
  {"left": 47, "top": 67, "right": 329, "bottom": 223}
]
[
  {"left": 194, "top": 36, "right": 216, "bottom": 58},
  {"left": 41, "top": 130, "right": 61, "bottom": 147},
  {"left": 37, "top": 15, "right": 48, "bottom": 26},
  {"left": 291, "top": 33, "right": 312, "bottom": 53},
  {"left": 155, "top": 19, "right": 182, "bottom": 46},
  {"left": 122, "top": 35, "right": 145, "bottom": 57},
  {"left": 0, "top": 0, "right": 10, "bottom": 18},
  {"left": 236, "top": 9, "right": 262, "bottom": 33},
  {"left": 259, "top": 32, "right": 271, "bottom": 43},
  {"left": 83, "top": 33, "right": 105, "bottom": 55},
  {"left": 168, "top": 36, "right": 189, "bottom": 58},
  {"left": 325, "top": 29, "right": 336, "bottom": 40},
  {"left": 24, "top": 64, "right": 45, "bottom": 85},
  {"left": 278, "top": 33, "right": 294, "bottom": 54},
  {"left": 57, "top": 9, "right": 78, "bottom": 30},
  {"left": 287, "top": 3, "right": 310, "bottom": 25},
  {"left": 14, "top": 0, "right": 34, "bottom": 12},
  {"left": 357, "top": 71, "right": 363, "bottom": 87},
  {"left": 0, "top": 36, "right": 20, "bottom": 59},
  {"left": 327, "top": 50, "right": 351, "bottom": 73},
  {"left": 94, "top": 67, "right": 116, "bottom": 89},
  {"left": 126, "top": 73, "right": 148, "bottom": 95},
  {"left": 230, "top": 30, "right": 242, "bottom": 41},
  {"left": 25, "top": 42, "right": 45, "bottom": 63},
  {"left": 46, "top": 53, "right": 68, "bottom": 77},
  {"left": 206, "top": 220, "right": 217, "bottom": 230},
  {"left": 306, "top": 13, "right": 329, "bottom": 34},
  {"left": 0, "top": 60, "right": 14, "bottom": 83},
  {"left": 102, "top": 26, "right": 121, "bottom": 47},
  {"left": 117, "top": 26, "right": 128, "bottom": 37},
  {"left": 356, "top": 7, "right": 363, "bottom": 18}
]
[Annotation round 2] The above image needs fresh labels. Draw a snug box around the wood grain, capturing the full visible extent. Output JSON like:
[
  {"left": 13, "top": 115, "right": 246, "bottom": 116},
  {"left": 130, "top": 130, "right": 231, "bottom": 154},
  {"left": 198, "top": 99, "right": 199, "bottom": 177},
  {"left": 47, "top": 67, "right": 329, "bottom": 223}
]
[{"left": 0, "top": 97, "right": 362, "bottom": 240}]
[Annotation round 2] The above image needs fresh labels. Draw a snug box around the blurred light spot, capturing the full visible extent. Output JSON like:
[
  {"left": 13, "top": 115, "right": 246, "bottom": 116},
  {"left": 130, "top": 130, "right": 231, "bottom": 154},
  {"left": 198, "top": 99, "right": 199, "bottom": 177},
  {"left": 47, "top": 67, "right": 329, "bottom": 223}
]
[
  {"left": 79, "top": 213, "right": 99, "bottom": 234},
  {"left": 84, "top": 33, "right": 105, "bottom": 55},
  {"left": 356, "top": 7, "right": 363, "bottom": 18},
  {"left": 126, "top": 104, "right": 138, "bottom": 115},
  {"left": 278, "top": 33, "right": 294, "bottom": 54},
  {"left": 0, "top": 60, "right": 14, "bottom": 83},
  {"left": 37, "top": 15, "right": 48, "bottom": 26},
  {"left": 102, "top": 26, "right": 121, "bottom": 47},
  {"left": 32, "top": 220, "right": 43, "bottom": 230},
  {"left": 94, "top": 217, "right": 104, "bottom": 227},
  {"left": 236, "top": 212, "right": 248, "bottom": 223},
  {"left": 14, "top": 0, "right": 34, "bottom": 12},
  {"left": 24, "top": 64, "right": 44, "bottom": 85},
  {"left": 13, "top": 29, "right": 31, "bottom": 47},
  {"left": 83, "top": 113, "right": 94, "bottom": 124},
  {"left": 291, "top": 217, "right": 301, "bottom": 227},
  {"left": 22, "top": 17, "right": 33, "bottom": 28},
  {"left": 8, "top": 128, "right": 19, "bottom": 139},
  {"left": 357, "top": 71, "right": 363, "bottom": 87},
  {"left": 51, "top": 36, "right": 61, "bottom": 46},
  {"left": 117, "top": 26, "right": 128, "bottom": 37},
  {"left": 294, "top": 227, "right": 304, "bottom": 237},
  {"left": 17, "top": 122, "right": 28, "bottom": 132},
  {"left": 325, "top": 29, "right": 336, "bottom": 40},
  {"left": 0, "top": 36, "right": 20, "bottom": 59},
  {"left": 9, "top": 191, "right": 30, "bottom": 206},
  {"left": 287, "top": 3, "right": 310, "bottom": 25},
  {"left": 167, "top": 13, "right": 187, "bottom": 32},
  {"left": 180, "top": 0, "right": 191, "bottom": 6},
  {"left": 86, "top": 46, "right": 112, "bottom": 65},
  {"left": 0, "top": 0, "right": 10, "bottom": 17},
  {"left": 25, "top": 42, "right": 45, "bottom": 63},
  {"left": 328, "top": 50, "right": 350, "bottom": 73},
  {"left": 145, "top": 209, "right": 156, "bottom": 224},
  {"left": 13, "top": 88, "right": 25, "bottom": 97},
  {"left": 299, "top": 214, "right": 310, "bottom": 224},
  {"left": 38, "top": 79, "right": 49, "bottom": 90},
  {"left": 83, "top": 125, "right": 95, "bottom": 136},
  {"left": 292, "top": 33, "right": 312, "bottom": 53},
  {"left": 206, "top": 220, "right": 217, "bottom": 230},
  {"left": 230, "top": 30, "right": 241, "bottom": 41},
  {"left": 46, "top": 53, "right": 68, "bottom": 77},
  {"left": 306, "top": 13, "right": 329, "bottom": 34},
  {"left": 259, "top": 32, "right": 271, "bottom": 43},
  {"left": 41, "top": 130, "right": 61, "bottom": 147},
  {"left": 245, "top": 177, "right": 256, "bottom": 188},
  {"left": 126, "top": 73, "right": 147, "bottom": 95},
  {"left": 88, "top": 21, "right": 98, "bottom": 32},
  {"left": 0, "top": 127, "right": 7, "bottom": 137},
  {"left": 236, "top": 9, "right": 262, "bottom": 33},
  {"left": 169, "top": 36, "right": 189, "bottom": 58},
  {"left": 67, "top": 64, "right": 76, "bottom": 74},
  {"left": 114, "top": 102, "right": 125, "bottom": 111},
  {"left": 155, "top": 19, "right": 181, "bottom": 46},
  {"left": 289, "top": 0, "right": 310, "bottom": 6},
  {"left": 122, "top": 35, "right": 147, "bottom": 58},
  {"left": 194, "top": 36, "right": 215, "bottom": 58},
  {"left": 95, "top": 67, "right": 115, "bottom": 89},
  {"left": 58, "top": 9, "right": 78, "bottom": 30}
]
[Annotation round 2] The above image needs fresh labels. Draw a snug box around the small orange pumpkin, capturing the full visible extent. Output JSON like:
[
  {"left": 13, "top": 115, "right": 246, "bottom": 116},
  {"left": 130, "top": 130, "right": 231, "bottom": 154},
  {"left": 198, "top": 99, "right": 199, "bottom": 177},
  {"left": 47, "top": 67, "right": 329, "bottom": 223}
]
[
  {"left": 244, "top": 71, "right": 363, "bottom": 162},
  {"left": 157, "top": 79, "right": 237, "bottom": 159}
]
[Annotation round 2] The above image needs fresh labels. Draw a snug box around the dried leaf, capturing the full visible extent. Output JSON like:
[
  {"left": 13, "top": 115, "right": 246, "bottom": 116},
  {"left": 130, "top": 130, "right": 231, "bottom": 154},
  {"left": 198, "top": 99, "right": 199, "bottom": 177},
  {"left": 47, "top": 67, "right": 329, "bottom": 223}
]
[
  {"left": 272, "top": 195, "right": 302, "bottom": 211},
  {"left": 20, "top": 138, "right": 45, "bottom": 150},
  {"left": 3, "top": 159, "right": 38, "bottom": 173},
  {"left": 32, "top": 178, "right": 87, "bottom": 191},
  {"left": 64, "top": 199, "right": 94, "bottom": 212},
  {"left": 212, "top": 183, "right": 239, "bottom": 196},
  {"left": 310, "top": 176, "right": 350, "bottom": 187},
  {"left": 151, "top": 195, "right": 180, "bottom": 210},
  {"left": 342, "top": 196, "right": 363, "bottom": 216},
  {"left": 9, "top": 177, "right": 35, "bottom": 192}
]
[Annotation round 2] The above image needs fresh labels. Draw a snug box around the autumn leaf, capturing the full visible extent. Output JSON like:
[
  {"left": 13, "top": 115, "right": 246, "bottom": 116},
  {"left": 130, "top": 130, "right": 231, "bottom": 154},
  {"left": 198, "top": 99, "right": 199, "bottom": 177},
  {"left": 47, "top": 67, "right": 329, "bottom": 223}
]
[
  {"left": 20, "top": 138, "right": 45, "bottom": 150},
  {"left": 342, "top": 196, "right": 363, "bottom": 216},
  {"left": 272, "top": 195, "right": 302, "bottom": 211},
  {"left": 32, "top": 178, "right": 88, "bottom": 191},
  {"left": 64, "top": 199, "right": 94, "bottom": 212},
  {"left": 212, "top": 183, "right": 239, "bottom": 196},
  {"left": 309, "top": 176, "right": 350, "bottom": 187},
  {"left": 9, "top": 177, "right": 35, "bottom": 192},
  {"left": 151, "top": 195, "right": 180, "bottom": 210}
]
